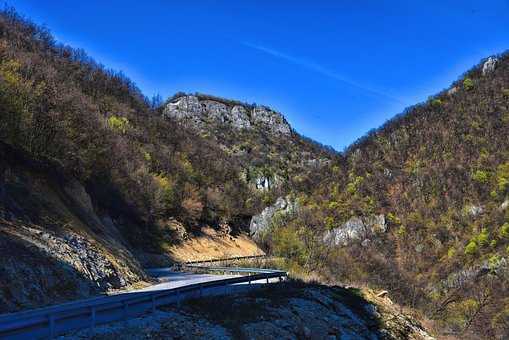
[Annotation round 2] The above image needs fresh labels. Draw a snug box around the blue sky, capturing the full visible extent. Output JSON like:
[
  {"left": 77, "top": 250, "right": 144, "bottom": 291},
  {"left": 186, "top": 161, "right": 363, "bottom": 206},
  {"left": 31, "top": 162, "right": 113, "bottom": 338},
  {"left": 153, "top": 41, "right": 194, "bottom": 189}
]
[{"left": 9, "top": 1, "right": 509, "bottom": 150}]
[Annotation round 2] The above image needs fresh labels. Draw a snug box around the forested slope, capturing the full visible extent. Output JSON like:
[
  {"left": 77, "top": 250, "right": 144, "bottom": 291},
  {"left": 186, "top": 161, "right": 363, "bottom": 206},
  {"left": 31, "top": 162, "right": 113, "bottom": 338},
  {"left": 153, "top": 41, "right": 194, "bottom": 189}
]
[
  {"left": 267, "top": 53, "right": 509, "bottom": 338},
  {"left": 0, "top": 8, "right": 332, "bottom": 311}
]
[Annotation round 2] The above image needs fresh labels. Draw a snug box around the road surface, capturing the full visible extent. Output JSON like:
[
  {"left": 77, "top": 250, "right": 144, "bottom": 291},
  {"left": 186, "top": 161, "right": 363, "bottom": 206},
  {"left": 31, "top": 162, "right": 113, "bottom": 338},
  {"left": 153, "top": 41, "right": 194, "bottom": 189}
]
[{"left": 0, "top": 266, "right": 285, "bottom": 339}]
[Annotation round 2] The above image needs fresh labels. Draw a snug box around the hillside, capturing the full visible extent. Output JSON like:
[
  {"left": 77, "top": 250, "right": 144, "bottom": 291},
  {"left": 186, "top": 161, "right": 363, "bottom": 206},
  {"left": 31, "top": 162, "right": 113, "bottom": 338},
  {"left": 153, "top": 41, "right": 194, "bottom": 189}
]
[
  {"left": 0, "top": 8, "right": 333, "bottom": 311},
  {"left": 262, "top": 53, "right": 509, "bottom": 338}
]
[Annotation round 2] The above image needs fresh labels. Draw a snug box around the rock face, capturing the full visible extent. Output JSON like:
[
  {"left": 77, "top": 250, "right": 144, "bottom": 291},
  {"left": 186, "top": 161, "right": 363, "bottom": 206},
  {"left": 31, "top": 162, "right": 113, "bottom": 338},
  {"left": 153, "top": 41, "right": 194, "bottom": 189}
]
[
  {"left": 0, "top": 157, "right": 145, "bottom": 313},
  {"left": 249, "top": 197, "right": 297, "bottom": 240},
  {"left": 432, "top": 256, "right": 508, "bottom": 294},
  {"left": 447, "top": 86, "right": 458, "bottom": 96},
  {"left": 482, "top": 57, "right": 498, "bottom": 75},
  {"left": 323, "top": 214, "right": 387, "bottom": 247},
  {"left": 163, "top": 94, "right": 292, "bottom": 136},
  {"left": 0, "top": 223, "right": 143, "bottom": 313}
]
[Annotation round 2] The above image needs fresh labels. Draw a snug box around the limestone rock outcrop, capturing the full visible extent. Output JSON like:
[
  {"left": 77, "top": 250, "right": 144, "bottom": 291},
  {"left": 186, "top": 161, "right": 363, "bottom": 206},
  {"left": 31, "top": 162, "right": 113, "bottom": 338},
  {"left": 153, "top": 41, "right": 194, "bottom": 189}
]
[
  {"left": 323, "top": 214, "right": 387, "bottom": 247},
  {"left": 163, "top": 94, "right": 292, "bottom": 136},
  {"left": 249, "top": 197, "right": 298, "bottom": 240},
  {"left": 482, "top": 57, "right": 498, "bottom": 75}
]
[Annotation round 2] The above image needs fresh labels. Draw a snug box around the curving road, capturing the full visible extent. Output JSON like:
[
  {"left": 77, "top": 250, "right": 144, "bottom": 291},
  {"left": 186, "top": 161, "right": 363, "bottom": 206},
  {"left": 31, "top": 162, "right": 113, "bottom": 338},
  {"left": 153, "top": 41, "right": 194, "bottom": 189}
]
[{"left": 0, "top": 264, "right": 286, "bottom": 339}]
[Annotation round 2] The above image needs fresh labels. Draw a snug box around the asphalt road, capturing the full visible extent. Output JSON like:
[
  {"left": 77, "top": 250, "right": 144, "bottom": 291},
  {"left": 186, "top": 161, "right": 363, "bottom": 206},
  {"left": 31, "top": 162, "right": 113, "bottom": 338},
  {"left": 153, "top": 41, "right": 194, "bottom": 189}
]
[
  {"left": 140, "top": 268, "right": 238, "bottom": 292},
  {"left": 0, "top": 266, "right": 285, "bottom": 339}
]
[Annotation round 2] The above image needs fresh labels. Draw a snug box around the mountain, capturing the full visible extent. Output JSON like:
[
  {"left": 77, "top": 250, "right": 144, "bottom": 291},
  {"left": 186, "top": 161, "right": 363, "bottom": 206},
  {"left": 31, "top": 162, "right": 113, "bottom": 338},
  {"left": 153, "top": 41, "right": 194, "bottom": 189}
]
[
  {"left": 162, "top": 92, "right": 336, "bottom": 194},
  {"left": 262, "top": 53, "right": 509, "bottom": 338},
  {"left": 0, "top": 8, "right": 333, "bottom": 311},
  {"left": 163, "top": 93, "right": 293, "bottom": 136},
  {"left": 2, "top": 5, "right": 508, "bottom": 338}
]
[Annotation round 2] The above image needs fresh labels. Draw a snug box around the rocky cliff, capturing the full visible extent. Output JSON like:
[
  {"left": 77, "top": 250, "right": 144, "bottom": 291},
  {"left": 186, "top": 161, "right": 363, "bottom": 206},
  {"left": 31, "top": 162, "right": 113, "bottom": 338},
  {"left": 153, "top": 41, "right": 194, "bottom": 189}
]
[
  {"left": 163, "top": 94, "right": 292, "bottom": 136},
  {"left": 0, "top": 142, "right": 147, "bottom": 312}
]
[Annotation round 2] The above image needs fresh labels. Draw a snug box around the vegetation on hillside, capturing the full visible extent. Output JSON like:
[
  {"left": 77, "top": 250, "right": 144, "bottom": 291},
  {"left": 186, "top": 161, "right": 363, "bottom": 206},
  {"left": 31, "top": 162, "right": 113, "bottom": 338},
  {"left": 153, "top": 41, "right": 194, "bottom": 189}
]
[
  {"left": 0, "top": 7, "right": 332, "bottom": 253},
  {"left": 266, "top": 51, "right": 509, "bottom": 338},
  {"left": 1, "top": 5, "right": 508, "bottom": 338}
]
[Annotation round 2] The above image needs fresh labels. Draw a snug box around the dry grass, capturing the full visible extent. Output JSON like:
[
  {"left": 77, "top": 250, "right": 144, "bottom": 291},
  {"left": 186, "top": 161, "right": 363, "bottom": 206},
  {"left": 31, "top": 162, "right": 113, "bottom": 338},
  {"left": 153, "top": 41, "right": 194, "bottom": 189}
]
[{"left": 167, "top": 226, "right": 264, "bottom": 262}]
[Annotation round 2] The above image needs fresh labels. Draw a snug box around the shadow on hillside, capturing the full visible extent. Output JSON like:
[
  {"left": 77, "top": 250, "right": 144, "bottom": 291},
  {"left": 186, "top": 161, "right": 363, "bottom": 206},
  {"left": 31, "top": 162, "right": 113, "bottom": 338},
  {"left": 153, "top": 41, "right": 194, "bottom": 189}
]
[
  {"left": 0, "top": 226, "right": 107, "bottom": 314},
  {"left": 164, "top": 279, "right": 387, "bottom": 339}
]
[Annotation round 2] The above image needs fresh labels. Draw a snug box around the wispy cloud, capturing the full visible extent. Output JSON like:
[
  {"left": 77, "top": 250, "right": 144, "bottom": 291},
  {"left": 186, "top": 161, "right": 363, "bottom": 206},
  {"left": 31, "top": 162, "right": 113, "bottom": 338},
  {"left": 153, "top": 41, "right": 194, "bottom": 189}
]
[{"left": 242, "top": 41, "right": 406, "bottom": 104}]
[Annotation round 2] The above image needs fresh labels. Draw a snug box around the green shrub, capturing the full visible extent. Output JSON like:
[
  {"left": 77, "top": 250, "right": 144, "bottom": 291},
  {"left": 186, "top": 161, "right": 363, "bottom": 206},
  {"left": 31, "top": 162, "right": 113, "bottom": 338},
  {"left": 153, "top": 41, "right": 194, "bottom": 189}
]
[
  {"left": 387, "top": 212, "right": 401, "bottom": 225},
  {"left": 397, "top": 225, "right": 407, "bottom": 238},
  {"left": 431, "top": 98, "right": 443, "bottom": 107},
  {"left": 272, "top": 226, "right": 307, "bottom": 265},
  {"left": 500, "top": 223, "right": 509, "bottom": 239},
  {"left": 472, "top": 170, "right": 489, "bottom": 184},
  {"left": 496, "top": 162, "right": 509, "bottom": 193},
  {"left": 346, "top": 176, "right": 364, "bottom": 195},
  {"left": 447, "top": 246, "right": 456, "bottom": 258},
  {"left": 324, "top": 216, "right": 335, "bottom": 230},
  {"left": 488, "top": 254, "right": 502, "bottom": 271},
  {"left": 465, "top": 240, "right": 478, "bottom": 255},
  {"left": 477, "top": 228, "right": 490, "bottom": 247},
  {"left": 463, "top": 78, "right": 474, "bottom": 91},
  {"left": 107, "top": 115, "right": 130, "bottom": 133}
]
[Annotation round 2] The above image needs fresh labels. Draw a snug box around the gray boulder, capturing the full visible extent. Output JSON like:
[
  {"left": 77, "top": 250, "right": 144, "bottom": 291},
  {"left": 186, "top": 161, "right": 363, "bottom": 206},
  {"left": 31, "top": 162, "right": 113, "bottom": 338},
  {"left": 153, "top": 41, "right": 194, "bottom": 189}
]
[
  {"left": 249, "top": 197, "right": 297, "bottom": 240},
  {"left": 252, "top": 106, "right": 292, "bottom": 135},
  {"left": 499, "top": 199, "right": 509, "bottom": 211},
  {"left": 230, "top": 105, "right": 252, "bottom": 129},
  {"left": 482, "top": 57, "right": 498, "bottom": 75},
  {"left": 323, "top": 214, "right": 386, "bottom": 246},
  {"left": 464, "top": 204, "right": 484, "bottom": 217},
  {"left": 163, "top": 95, "right": 202, "bottom": 120},
  {"left": 447, "top": 86, "right": 458, "bottom": 96},
  {"left": 201, "top": 100, "right": 229, "bottom": 123},
  {"left": 431, "top": 257, "right": 508, "bottom": 295}
]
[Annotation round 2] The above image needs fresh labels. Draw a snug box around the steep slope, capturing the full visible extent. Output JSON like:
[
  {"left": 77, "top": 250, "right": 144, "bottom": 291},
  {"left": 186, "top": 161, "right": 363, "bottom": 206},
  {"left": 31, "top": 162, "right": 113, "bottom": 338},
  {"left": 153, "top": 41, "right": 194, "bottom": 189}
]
[
  {"left": 264, "top": 53, "right": 509, "bottom": 338},
  {"left": 0, "top": 142, "right": 146, "bottom": 312}
]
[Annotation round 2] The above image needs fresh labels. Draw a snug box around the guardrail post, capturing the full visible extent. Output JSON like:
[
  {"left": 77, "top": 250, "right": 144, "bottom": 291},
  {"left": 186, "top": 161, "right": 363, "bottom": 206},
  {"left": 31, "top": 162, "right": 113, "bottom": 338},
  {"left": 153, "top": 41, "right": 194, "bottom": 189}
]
[
  {"left": 91, "top": 307, "right": 96, "bottom": 328},
  {"left": 48, "top": 314, "right": 55, "bottom": 339},
  {"left": 266, "top": 277, "right": 269, "bottom": 284}
]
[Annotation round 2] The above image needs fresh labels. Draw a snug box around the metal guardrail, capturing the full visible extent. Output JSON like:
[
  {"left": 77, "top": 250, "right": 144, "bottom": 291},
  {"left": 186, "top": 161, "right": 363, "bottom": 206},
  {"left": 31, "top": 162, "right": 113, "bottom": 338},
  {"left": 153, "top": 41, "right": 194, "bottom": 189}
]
[
  {"left": 0, "top": 263, "right": 286, "bottom": 339},
  {"left": 183, "top": 254, "right": 268, "bottom": 265}
]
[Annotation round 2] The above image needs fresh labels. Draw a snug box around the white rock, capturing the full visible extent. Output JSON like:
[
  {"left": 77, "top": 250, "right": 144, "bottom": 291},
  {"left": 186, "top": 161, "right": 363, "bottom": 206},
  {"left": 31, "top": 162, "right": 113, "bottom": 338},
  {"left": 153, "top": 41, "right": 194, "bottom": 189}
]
[
  {"left": 201, "top": 100, "right": 229, "bottom": 123},
  {"left": 499, "top": 199, "right": 509, "bottom": 211},
  {"left": 464, "top": 204, "right": 483, "bottom": 217},
  {"left": 447, "top": 86, "right": 458, "bottom": 96},
  {"left": 163, "top": 95, "right": 291, "bottom": 135},
  {"left": 230, "top": 105, "right": 251, "bottom": 129},
  {"left": 323, "top": 214, "right": 387, "bottom": 246},
  {"left": 482, "top": 57, "right": 498, "bottom": 75},
  {"left": 252, "top": 106, "right": 292, "bottom": 135},
  {"left": 249, "top": 197, "right": 298, "bottom": 240}
]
